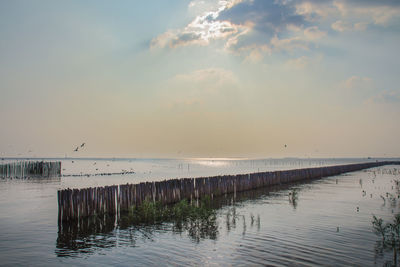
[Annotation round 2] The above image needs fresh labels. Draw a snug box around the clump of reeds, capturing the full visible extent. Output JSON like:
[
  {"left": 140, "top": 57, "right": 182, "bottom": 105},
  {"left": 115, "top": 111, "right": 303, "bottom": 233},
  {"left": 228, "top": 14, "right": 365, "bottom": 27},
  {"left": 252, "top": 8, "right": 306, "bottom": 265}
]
[
  {"left": 122, "top": 196, "right": 218, "bottom": 242},
  {"left": 372, "top": 214, "right": 400, "bottom": 266},
  {"left": 125, "top": 195, "right": 215, "bottom": 224},
  {"left": 289, "top": 189, "right": 298, "bottom": 208}
]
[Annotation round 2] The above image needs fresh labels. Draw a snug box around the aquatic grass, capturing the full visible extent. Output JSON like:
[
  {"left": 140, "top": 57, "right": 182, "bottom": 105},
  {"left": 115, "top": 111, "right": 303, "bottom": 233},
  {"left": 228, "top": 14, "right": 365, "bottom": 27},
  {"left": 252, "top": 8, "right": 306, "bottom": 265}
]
[
  {"left": 119, "top": 196, "right": 218, "bottom": 242},
  {"left": 289, "top": 188, "right": 299, "bottom": 208},
  {"left": 372, "top": 214, "right": 400, "bottom": 266},
  {"left": 124, "top": 196, "right": 215, "bottom": 224},
  {"left": 372, "top": 215, "right": 388, "bottom": 241}
]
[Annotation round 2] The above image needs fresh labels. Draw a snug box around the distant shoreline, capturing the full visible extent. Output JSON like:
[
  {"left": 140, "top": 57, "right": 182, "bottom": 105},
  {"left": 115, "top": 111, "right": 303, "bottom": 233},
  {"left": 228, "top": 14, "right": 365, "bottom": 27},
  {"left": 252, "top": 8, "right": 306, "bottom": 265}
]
[{"left": 2, "top": 156, "right": 400, "bottom": 161}]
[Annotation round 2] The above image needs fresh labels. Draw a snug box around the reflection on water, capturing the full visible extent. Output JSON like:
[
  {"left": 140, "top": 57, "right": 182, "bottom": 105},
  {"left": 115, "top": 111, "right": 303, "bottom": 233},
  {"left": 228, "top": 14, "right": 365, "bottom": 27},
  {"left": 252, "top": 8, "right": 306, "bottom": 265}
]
[
  {"left": 57, "top": 215, "right": 117, "bottom": 257},
  {"left": 53, "top": 166, "right": 400, "bottom": 266},
  {"left": 56, "top": 210, "right": 220, "bottom": 257},
  {"left": 56, "top": 183, "right": 299, "bottom": 257}
]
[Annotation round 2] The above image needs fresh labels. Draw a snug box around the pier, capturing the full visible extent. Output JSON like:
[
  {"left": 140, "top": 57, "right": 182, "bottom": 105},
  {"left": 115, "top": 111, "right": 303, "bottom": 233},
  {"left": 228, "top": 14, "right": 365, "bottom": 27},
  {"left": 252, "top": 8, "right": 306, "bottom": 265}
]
[{"left": 58, "top": 161, "right": 400, "bottom": 222}]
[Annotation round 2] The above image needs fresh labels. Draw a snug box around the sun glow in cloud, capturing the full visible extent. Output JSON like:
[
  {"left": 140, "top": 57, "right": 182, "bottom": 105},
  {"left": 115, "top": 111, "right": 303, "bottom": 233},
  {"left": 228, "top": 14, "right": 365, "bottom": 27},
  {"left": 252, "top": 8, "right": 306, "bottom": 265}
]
[
  {"left": 151, "top": 0, "right": 245, "bottom": 49},
  {"left": 152, "top": 0, "right": 400, "bottom": 59}
]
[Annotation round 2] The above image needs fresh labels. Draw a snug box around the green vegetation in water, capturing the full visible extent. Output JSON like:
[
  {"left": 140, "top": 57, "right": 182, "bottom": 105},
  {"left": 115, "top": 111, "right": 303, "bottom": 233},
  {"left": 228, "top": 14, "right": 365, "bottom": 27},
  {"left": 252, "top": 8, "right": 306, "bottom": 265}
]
[
  {"left": 372, "top": 214, "right": 400, "bottom": 266},
  {"left": 124, "top": 196, "right": 214, "bottom": 223},
  {"left": 121, "top": 196, "right": 218, "bottom": 242},
  {"left": 289, "top": 188, "right": 299, "bottom": 208}
]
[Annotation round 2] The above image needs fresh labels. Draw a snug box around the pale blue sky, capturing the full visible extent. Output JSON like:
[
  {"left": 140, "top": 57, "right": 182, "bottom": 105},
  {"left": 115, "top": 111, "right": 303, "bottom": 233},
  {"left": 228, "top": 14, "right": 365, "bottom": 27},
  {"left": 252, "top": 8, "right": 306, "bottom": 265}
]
[{"left": 1, "top": 0, "right": 399, "bottom": 158}]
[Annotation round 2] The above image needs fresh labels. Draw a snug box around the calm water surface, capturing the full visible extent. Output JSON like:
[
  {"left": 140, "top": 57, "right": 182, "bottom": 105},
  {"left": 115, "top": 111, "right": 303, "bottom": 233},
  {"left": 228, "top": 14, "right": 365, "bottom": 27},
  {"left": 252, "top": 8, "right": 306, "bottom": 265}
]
[{"left": 0, "top": 158, "right": 399, "bottom": 266}]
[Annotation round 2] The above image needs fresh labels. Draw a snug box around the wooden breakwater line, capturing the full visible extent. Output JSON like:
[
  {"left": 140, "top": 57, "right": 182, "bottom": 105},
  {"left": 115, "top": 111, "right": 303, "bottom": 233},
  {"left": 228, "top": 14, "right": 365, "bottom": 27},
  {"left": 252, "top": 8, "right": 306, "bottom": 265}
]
[
  {"left": 62, "top": 171, "right": 135, "bottom": 178},
  {"left": 0, "top": 161, "right": 61, "bottom": 178},
  {"left": 58, "top": 161, "right": 399, "bottom": 222}
]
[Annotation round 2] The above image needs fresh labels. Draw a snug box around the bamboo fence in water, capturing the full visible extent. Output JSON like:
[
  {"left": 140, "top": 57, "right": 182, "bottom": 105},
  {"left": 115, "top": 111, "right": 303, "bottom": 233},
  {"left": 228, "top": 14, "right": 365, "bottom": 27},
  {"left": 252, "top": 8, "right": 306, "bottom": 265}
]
[
  {"left": 0, "top": 161, "right": 61, "bottom": 178},
  {"left": 58, "top": 161, "right": 399, "bottom": 222}
]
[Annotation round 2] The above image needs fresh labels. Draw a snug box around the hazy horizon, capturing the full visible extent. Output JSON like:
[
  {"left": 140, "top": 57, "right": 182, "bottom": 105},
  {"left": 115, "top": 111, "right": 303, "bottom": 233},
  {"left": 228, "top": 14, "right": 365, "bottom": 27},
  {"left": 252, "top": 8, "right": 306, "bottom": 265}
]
[{"left": 1, "top": 0, "right": 399, "bottom": 159}]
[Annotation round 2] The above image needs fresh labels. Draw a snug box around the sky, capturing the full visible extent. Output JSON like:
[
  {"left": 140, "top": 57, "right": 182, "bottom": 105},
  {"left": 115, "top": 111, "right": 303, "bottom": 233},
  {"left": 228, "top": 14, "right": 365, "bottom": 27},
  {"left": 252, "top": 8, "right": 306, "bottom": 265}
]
[{"left": 0, "top": 0, "right": 399, "bottom": 159}]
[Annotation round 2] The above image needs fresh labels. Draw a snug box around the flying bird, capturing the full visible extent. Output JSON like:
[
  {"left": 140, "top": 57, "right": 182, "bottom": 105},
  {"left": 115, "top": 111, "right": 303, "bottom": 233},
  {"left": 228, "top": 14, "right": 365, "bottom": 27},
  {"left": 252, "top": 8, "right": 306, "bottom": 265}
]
[
  {"left": 284, "top": 144, "right": 287, "bottom": 148},
  {"left": 72, "top": 142, "right": 85, "bottom": 152}
]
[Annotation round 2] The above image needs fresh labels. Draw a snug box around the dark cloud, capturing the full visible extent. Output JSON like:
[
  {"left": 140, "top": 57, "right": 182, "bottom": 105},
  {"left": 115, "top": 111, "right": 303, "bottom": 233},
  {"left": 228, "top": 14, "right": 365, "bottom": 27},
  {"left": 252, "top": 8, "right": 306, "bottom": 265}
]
[
  {"left": 151, "top": 0, "right": 400, "bottom": 52},
  {"left": 218, "top": 0, "right": 307, "bottom": 37},
  {"left": 172, "top": 32, "right": 202, "bottom": 46}
]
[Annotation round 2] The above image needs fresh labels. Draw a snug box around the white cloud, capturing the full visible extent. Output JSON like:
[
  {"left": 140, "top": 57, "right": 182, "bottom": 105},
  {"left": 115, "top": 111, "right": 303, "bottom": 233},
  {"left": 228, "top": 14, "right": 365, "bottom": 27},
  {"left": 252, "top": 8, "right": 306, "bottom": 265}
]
[
  {"left": 332, "top": 20, "right": 351, "bottom": 32},
  {"left": 343, "top": 76, "right": 373, "bottom": 90},
  {"left": 370, "top": 90, "right": 400, "bottom": 104},
  {"left": 297, "top": 1, "right": 400, "bottom": 28},
  {"left": 286, "top": 56, "right": 310, "bottom": 69},
  {"left": 162, "top": 68, "right": 240, "bottom": 111},
  {"left": 173, "top": 68, "right": 238, "bottom": 90},
  {"left": 270, "top": 35, "right": 309, "bottom": 52},
  {"left": 368, "top": 7, "right": 400, "bottom": 26},
  {"left": 243, "top": 46, "right": 271, "bottom": 63},
  {"left": 285, "top": 54, "right": 324, "bottom": 70},
  {"left": 342, "top": 4, "right": 400, "bottom": 26},
  {"left": 151, "top": 0, "right": 242, "bottom": 49},
  {"left": 303, "top": 26, "right": 326, "bottom": 39},
  {"left": 331, "top": 20, "right": 369, "bottom": 32},
  {"left": 285, "top": 54, "right": 323, "bottom": 69},
  {"left": 354, "top": 22, "right": 368, "bottom": 31},
  {"left": 295, "top": 1, "right": 339, "bottom": 20}
]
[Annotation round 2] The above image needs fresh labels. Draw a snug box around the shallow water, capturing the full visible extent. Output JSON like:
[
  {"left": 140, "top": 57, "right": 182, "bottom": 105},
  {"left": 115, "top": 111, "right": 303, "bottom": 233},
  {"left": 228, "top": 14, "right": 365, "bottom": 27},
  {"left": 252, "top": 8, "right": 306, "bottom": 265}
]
[{"left": 0, "top": 158, "right": 400, "bottom": 266}]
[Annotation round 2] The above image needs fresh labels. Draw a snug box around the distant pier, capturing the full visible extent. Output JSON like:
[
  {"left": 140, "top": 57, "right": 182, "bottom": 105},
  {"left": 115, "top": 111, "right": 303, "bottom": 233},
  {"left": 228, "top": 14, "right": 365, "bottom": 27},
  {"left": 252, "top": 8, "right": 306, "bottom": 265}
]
[{"left": 58, "top": 161, "right": 400, "bottom": 222}]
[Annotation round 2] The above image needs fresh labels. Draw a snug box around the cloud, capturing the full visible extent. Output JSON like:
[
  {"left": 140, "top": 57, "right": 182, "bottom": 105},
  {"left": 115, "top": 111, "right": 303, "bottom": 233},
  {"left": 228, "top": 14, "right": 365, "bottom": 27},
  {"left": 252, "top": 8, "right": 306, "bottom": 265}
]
[
  {"left": 150, "top": 19, "right": 241, "bottom": 49},
  {"left": 152, "top": 0, "right": 313, "bottom": 53},
  {"left": 270, "top": 35, "right": 308, "bottom": 52},
  {"left": 297, "top": 0, "right": 400, "bottom": 26},
  {"left": 285, "top": 55, "right": 310, "bottom": 69},
  {"left": 370, "top": 90, "right": 400, "bottom": 104},
  {"left": 335, "top": 1, "right": 400, "bottom": 26},
  {"left": 303, "top": 26, "right": 326, "bottom": 39},
  {"left": 167, "top": 98, "right": 203, "bottom": 111},
  {"left": 331, "top": 20, "right": 368, "bottom": 32},
  {"left": 332, "top": 20, "right": 353, "bottom": 32},
  {"left": 188, "top": 0, "right": 244, "bottom": 14},
  {"left": 285, "top": 54, "right": 323, "bottom": 69},
  {"left": 173, "top": 68, "right": 238, "bottom": 90},
  {"left": 357, "top": 5, "right": 400, "bottom": 26},
  {"left": 343, "top": 76, "right": 373, "bottom": 90},
  {"left": 151, "top": 0, "right": 243, "bottom": 49},
  {"left": 243, "top": 45, "right": 271, "bottom": 63},
  {"left": 217, "top": 0, "right": 307, "bottom": 35},
  {"left": 295, "top": 1, "right": 338, "bottom": 20},
  {"left": 151, "top": 0, "right": 400, "bottom": 60},
  {"left": 162, "top": 68, "right": 239, "bottom": 111}
]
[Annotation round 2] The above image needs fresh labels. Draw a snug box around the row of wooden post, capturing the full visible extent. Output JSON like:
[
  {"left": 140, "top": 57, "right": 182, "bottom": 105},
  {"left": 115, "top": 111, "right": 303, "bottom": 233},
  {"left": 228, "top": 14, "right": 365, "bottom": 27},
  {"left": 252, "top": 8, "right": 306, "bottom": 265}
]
[
  {"left": 58, "top": 161, "right": 399, "bottom": 222},
  {"left": 0, "top": 161, "right": 61, "bottom": 178}
]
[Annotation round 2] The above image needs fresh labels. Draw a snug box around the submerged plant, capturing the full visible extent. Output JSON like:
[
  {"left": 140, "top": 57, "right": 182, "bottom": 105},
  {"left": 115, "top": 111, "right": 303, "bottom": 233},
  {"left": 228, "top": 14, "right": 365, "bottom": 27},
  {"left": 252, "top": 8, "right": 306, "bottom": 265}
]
[
  {"left": 372, "top": 214, "right": 400, "bottom": 266},
  {"left": 289, "top": 189, "right": 299, "bottom": 208},
  {"left": 372, "top": 215, "right": 388, "bottom": 241},
  {"left": 122, "top": 196, "right": 218, "bottom": 242}
]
